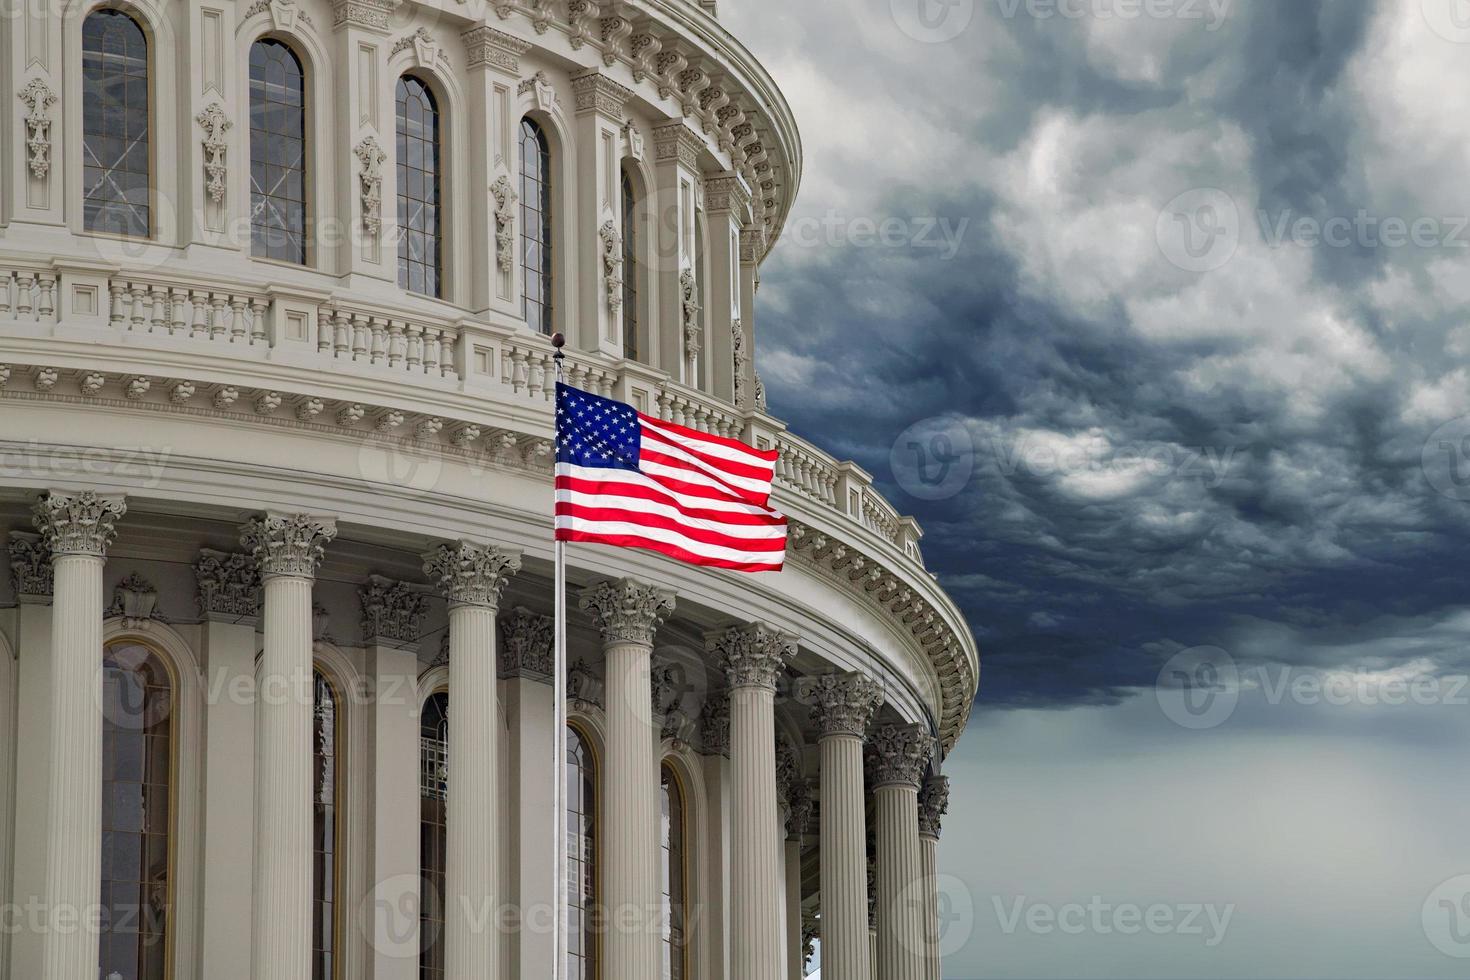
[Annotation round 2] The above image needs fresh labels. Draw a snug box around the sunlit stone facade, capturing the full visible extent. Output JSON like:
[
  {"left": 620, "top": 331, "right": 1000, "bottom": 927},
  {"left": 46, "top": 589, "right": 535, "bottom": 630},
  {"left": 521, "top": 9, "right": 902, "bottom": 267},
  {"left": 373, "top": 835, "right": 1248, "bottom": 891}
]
[{"left": 0, "top": 0, "right": 978, "bottom": 977}]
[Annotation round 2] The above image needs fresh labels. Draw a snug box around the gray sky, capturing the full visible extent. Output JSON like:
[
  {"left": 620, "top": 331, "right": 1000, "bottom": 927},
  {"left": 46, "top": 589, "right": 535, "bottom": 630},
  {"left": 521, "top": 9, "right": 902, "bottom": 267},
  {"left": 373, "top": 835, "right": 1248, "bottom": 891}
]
[{"left": 721, "top": 0, "right": 1470, "bottom": 974}]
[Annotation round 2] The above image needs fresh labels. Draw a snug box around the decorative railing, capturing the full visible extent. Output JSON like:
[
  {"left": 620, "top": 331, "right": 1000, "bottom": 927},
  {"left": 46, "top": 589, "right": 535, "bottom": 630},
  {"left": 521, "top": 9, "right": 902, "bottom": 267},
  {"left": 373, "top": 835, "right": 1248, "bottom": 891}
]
[{"left": 0, "top": 260, "right": 924, "bottom": 566}]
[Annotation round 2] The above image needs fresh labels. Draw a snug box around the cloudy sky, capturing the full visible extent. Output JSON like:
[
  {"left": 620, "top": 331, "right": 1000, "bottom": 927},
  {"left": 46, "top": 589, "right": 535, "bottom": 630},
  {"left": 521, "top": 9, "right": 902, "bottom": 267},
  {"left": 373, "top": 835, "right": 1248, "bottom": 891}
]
[{"left": 721, "top": 0, "right": 1470, "bottom": 975}]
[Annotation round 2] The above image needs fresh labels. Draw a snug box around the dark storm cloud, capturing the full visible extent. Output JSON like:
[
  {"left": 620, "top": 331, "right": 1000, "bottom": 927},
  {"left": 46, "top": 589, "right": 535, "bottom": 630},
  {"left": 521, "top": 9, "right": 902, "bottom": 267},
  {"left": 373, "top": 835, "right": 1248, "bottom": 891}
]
[{"left": 729, "top": 0, "right": 1470, "bottom": 710}]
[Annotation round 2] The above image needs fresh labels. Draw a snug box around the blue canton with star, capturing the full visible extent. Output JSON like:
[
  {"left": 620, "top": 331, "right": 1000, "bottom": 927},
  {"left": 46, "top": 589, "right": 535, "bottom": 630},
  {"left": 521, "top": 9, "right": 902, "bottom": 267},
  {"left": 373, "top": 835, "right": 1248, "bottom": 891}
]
[{"left": 556, "top": 382, "right": 641, "bottom": 471}]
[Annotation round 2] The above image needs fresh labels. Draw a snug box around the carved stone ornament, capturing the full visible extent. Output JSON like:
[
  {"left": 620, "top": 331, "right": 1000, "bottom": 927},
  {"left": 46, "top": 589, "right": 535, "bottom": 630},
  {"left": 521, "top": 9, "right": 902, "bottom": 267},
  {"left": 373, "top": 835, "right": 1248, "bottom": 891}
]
[
  {"left": 196, "top": 102, "right": 232, "bottom": 204},
  {"left": 392, "top": 27, "right": 442, "bottom": 68},
  {"left": 699, "top": 689, "right": 730, "bottom": 756},
  {"left": 240, "top": 513, "right": 337, "bottom": 579},
  {"left": 622, "top": 117, "right": 644, "bottom": 162},
  {"left": 359, "top": 574, "right": 430, "bottom": 646},
  {"left": 709, "top": 622, "right": 796, "bottom": 692},
  {"left": 598, "top": 219, "right": 624, "bottom": 312},
  {"left": 34, "top": 491, "right": 126, "bottom": 558},
  {"left": 422, "top": 541, "right": 522, "bottom": 609},
  {"left": 18, "top": 77, "right": 56, "bottom": 180},
  {"left": 567, "top": 658, "right": 603, "bottom": 711},
  {"left": 7, "top": 531, "right": 53, "bottom": 600},
  {"left": 518, "top": 70, "right": 557, "bottom": 112},
  {"left": 732, "top": 317, "right": 748, "bottom": 408},
  {"left": 679, "top": 269, "right": 701, "bottom": 358},
  {"left": 567, "top": 0, "right": 600, "bottom": 49},
  {"left": 867, "top": 722, "right": 936, "bottom": 791},
  {"left": 754, "top": 373, "right": 768, "bottom": 412},
  {"left": 499, "top": 606, "right": 553, "bottom": 679},
  {"left": 785, "top": 777, "right": 814, "bottom": 840},
  {"left": 462, "top": 26, "right": 531, "bottom": 72},
  {"left": 354, "top": 136, "right": 387, "bottom": 238},
  {"left": 578, "top": 578, "right": 674, "bottom": 648},
  {"left": 194, "top": 549, "right": 262, "bottom": 620},
  {"left": 806, "top": 671, "right": 884, "bottom": 739},
  {"left": 490, "top": 175, "right": 518, "bottom": 273},
  {"left": 107, "top": 572, "right": 161, "bottom": 626},
  {"left": 918, "top": 774, "right": 951, "bottom": 840}
]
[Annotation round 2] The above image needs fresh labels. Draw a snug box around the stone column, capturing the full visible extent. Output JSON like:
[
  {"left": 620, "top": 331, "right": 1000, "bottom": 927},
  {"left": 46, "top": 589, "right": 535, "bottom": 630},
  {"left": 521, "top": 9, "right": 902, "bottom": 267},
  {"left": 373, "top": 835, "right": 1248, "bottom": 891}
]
[
  {"left": 35, "top": 491, "right": 125, "bottom": 980},
  {"left": 698, "top": 694, "right": 731, "bottom": 980},
  {"left": 807, "top": 671, "right": 883, "bottom": 980},
  {"left": 194, "top": 550, "right": 263, "bottom": 980},
  {"left": 359, "top": 576, "right": 431, "bottom": 978},
  {"left": 711, "top": 623, "right": 796, "bottom": 980},
  {"left": 580, "top": 578, "right": 675, "bottom": 979},
  {"left": 242, "top": 514, "right": 337, "bottom": 980},
  {"left": 870, "top": 723, "right": 937, "bottom": 980},
  {"left": 781, "top": 779, "right": 813, "bottom": 980},
  {"left": 423, "top": 542, "right": 522, "bottom": 980},
  {"left": 918, "top": 776, "right": 951, "bottom": 980}
]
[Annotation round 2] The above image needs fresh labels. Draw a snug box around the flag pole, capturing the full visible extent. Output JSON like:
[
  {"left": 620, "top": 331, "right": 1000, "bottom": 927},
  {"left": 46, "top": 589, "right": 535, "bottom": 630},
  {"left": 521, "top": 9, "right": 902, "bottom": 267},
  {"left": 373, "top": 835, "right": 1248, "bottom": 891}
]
[{"left": 550, "top": 331, "right": 568, "bottom": 980}]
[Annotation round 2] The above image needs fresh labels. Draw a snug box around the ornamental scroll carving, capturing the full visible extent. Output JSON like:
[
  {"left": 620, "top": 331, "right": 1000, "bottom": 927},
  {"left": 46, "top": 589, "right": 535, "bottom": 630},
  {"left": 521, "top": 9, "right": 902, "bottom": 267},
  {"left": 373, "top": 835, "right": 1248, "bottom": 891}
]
[
  {"left": 598, "top": 220, "right": 624, "bottom": 313},
  {"left": 679, "top": 269, "right": 701, "bottom": 359}
]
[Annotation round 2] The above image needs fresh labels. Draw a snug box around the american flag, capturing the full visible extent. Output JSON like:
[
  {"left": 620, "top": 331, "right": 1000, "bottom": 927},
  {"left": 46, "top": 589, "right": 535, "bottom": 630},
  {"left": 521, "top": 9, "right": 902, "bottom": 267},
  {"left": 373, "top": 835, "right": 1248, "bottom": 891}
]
[{"left": 554, "top": 382, "right": 789, "bottom": 572}]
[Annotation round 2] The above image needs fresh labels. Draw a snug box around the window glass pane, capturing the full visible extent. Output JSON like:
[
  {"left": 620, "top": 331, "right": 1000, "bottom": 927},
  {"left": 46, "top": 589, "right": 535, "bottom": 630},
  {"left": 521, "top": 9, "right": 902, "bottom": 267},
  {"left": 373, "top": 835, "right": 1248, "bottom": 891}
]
[
  {"left": 420, "top": 691, "right": 449, "bottom": 980},
  {"left": 99, "top": 642, "right": 173, "bottom": 980},
  {"left": 250, "top": 39, "right": 308, "bottom": 263},
  {"left": 661, "top": 767, "right": 686, "bottom": 980},
  {"left": 397, "top": 76, "right": 442, "bottom": 298},
  {"left": 520, "top": 119, "right": 553, "bottom": 334},
  {"left": 82, "top": 10, "right": 150, "bottom": 236},
  {"left": 312, "top": 670, "right": 340, "bottom": 980},
  {"left": 568, "top": 726, "right": 598, "bottom": 979}
]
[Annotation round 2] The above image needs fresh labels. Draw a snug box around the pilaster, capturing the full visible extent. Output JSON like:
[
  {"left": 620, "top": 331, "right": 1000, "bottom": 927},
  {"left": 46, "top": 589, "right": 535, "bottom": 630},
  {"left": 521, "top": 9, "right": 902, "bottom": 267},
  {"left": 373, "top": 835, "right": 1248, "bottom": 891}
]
[
  {"left": 918, "top": 775, "right": 950, "bottom": 980},
  {"left": 571, "top": 71, "right": 633, "bottom": 357},
  {"left": 704, "top": 173, "right": 751, "bottom": 405},
  {"left": 462, "top": 26, "right": 530, "bottom": 316},
  {"left": 195, "top": 549, "right": 261, "bottom": 980},
  {"left": 331, "top": 0, "right": 396, "bottom": 284},
  {"left": 652, "top": 121, "right": 707, "bottom": 385}
]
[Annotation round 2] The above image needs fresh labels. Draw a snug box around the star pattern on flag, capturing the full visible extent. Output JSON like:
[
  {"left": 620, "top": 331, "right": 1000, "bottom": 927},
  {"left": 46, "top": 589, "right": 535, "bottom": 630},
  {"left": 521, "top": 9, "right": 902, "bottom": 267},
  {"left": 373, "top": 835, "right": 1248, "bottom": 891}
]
[{"left": 556, "top": 384, "right": 640, "bottom": 470}]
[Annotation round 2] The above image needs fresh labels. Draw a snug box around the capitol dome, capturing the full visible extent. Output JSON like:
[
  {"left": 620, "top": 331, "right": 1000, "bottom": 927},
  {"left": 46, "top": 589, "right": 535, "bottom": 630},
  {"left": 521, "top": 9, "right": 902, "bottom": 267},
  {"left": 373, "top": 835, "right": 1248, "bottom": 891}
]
[{"left": 0, "top": 0, "right": 979, "bottom": 978}]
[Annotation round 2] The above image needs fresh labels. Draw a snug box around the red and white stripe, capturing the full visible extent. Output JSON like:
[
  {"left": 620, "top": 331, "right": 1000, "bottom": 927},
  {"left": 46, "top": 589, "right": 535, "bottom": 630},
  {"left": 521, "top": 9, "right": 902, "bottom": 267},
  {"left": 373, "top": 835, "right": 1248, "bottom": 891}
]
[{"left": 555, "top": 413, "right": 789, "bottom": 572}]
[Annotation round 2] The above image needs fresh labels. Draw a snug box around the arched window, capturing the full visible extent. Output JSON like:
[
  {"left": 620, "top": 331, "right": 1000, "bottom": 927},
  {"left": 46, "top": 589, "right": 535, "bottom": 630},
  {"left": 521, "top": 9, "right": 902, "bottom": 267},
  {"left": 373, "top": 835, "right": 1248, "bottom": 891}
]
[
  {"left": 519, "top": 118, "right": 553, "bottom": 335},
  {"left": 249, "top": 38, "right": 308, "bottom": 264},
  {"left": 568, "top": 724, "right": 598, "bottom": 979},
  {"left": 660, "top": 765, "right": 688, "bottom": 980},
  {"left": 397, "top": 75, "right": 442, "bottom": 297},
  {"left": 621, "top": 169, "right": 639, "bottom": 361},
  {"left": 313, "top": 669, "right": 342, "bottom": 980},
  {"left": 420, "top": 691, "right": 449, "bottom": 980},
  {"left": 99, "top": 641, "right": 174, "bottom": 980},
  {"left": 82, "top": 9, "right": 150, "bottom": 236}
]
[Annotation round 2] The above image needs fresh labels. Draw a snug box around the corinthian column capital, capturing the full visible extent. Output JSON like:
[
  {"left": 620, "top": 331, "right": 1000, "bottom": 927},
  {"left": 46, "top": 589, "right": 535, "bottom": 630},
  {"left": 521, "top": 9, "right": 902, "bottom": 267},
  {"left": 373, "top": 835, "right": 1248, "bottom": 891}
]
[
  {"left": 499, "top": 606, "right": 554, "bottom": 679},
  {"left": 709, "top": 622, "right": 796, "bottom": 692},
  {"left": 423, "top": 541, "right": 522, "bottom": 609},
  {"left": 918, "top": 775, "right": 951, "bottom": 840},
  {"left": 578, "top": 577, "right": 674, "bottom": 647},
  {"left": 241, "top": 513, "right": 337, "bottom": 579},
  {"left": 806, "top": 671, "right": 884, "bottom": 739},
  {"left": 8, "top": 531, "right": 53, "bottom": 599},
  {"left": 868, "top": 723, "right": 936, "bottom": 790},
  {"left": 33, "top": 490, "right": 126, "bottom": 557}
]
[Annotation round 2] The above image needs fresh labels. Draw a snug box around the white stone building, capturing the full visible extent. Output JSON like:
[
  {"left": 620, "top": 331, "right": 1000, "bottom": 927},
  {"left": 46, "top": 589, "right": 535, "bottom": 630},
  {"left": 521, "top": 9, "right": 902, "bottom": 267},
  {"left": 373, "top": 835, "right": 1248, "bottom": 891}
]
[{"left": 0, "top": 0, "right": 980, "bottom": 978}]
